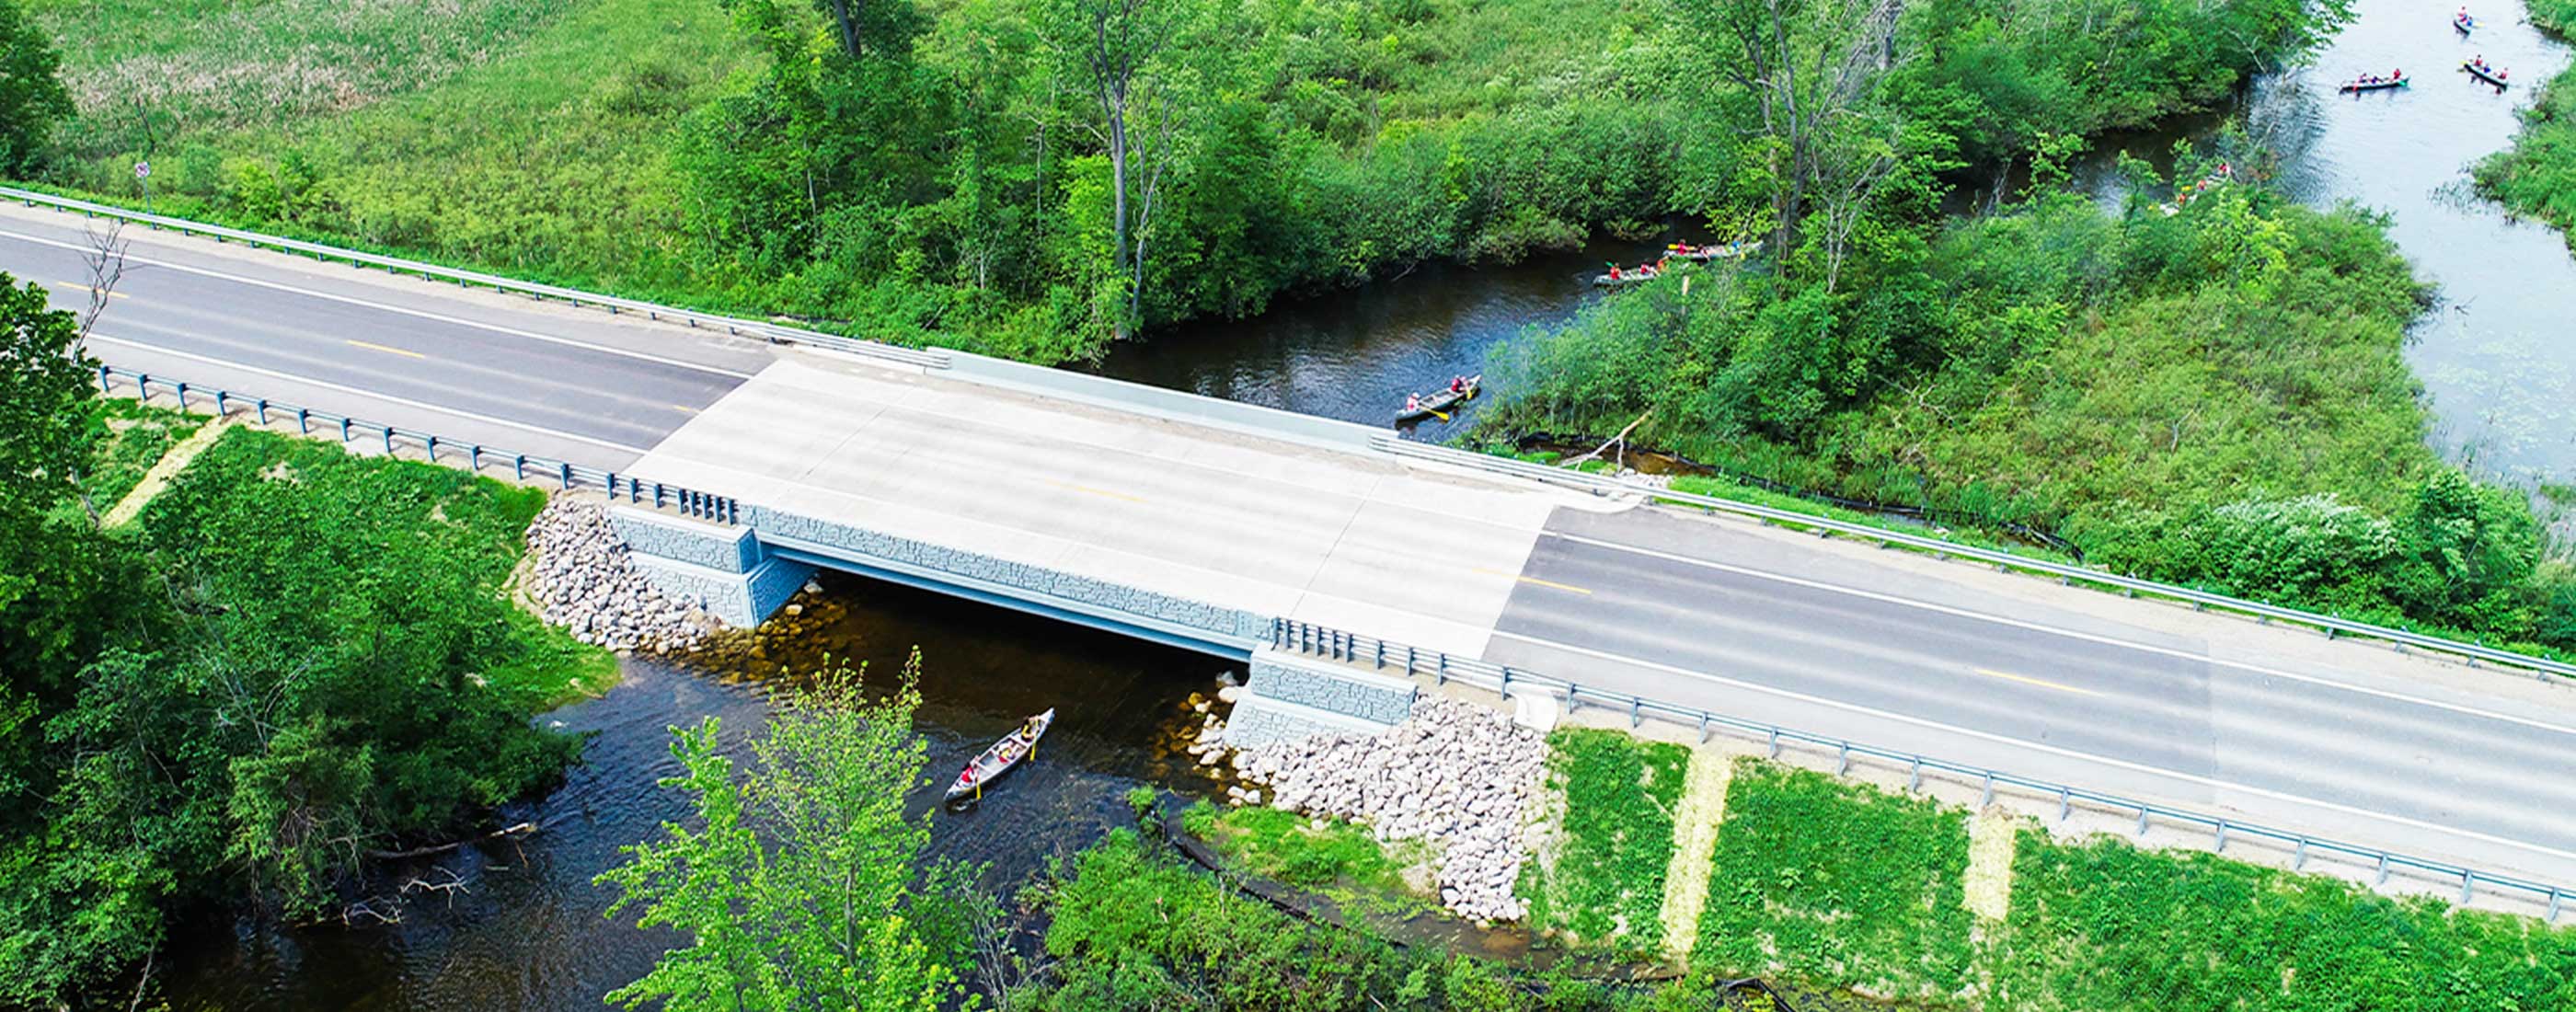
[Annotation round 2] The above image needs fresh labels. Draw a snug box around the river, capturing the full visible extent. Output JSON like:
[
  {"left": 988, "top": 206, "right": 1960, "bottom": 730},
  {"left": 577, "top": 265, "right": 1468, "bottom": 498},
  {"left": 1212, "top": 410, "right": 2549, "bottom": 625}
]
[{"left": 165, "top": 3, "right": 2576, "bottom": 1006}]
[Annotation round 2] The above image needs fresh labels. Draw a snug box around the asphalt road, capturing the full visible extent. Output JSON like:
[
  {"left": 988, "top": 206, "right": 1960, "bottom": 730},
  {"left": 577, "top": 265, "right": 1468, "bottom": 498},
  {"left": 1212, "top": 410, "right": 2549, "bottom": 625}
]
[
  {"left": 0, "top": 205, "right": 768, "bottom": 465},
  {"left": 1490, "top": 506, "right": 2576, "bottom": 881},
  {"left": 15, "top": 201, "right": 2576, "bottom": 890}
]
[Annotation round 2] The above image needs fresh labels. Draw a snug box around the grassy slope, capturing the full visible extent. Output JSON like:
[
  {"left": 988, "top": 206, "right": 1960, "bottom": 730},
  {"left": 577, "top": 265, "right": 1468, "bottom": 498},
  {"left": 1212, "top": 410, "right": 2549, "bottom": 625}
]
[
  {"left": 63, "top": 399, "right": 203, "bottom": 520},
  {"left": 137, "top": 427, "right": 615, "bottom": 707},
  {"left": 34, "top": 0, "right": 754, "bottom": 299},
  {"left": 1186, "top": 801, "right": 1438, "bottom": 919},
  {"left": 1519, "top": 729, "right": 1691, "bottom": 952},
  {"left": 1692, "top": 761, "right": 1976, "bottom": 1002},
  {"left": 2476, "top": 1, "right": 2576, "bottom": 243}
]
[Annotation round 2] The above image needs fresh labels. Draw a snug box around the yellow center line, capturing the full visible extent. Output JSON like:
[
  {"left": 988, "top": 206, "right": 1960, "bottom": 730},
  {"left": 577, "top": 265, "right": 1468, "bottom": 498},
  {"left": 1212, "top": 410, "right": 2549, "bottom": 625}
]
[
  {"left": 48, "top": 280, "right": 126, "bottom": 299},
  {"left": 1473, "top": 567, "right": 1593, "bottom": 594},
  {"left": 671, "top": 404, "right": 699, "bottom": 415},
  {"left": 345, "top": 339, "right": 427, "bottom": 360},
  {"left": 1972, "top": 668, "right": 2101, "bottom": 697},
  {"left": 1042, "top": 478, "right": 1147, "bottom": 504}
]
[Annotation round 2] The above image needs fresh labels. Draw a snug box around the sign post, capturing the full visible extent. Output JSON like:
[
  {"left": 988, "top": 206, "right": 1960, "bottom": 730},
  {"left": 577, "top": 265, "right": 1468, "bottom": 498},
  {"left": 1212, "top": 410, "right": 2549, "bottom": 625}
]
[{"left": 133, "top": 161, "right": 152, "bottom": 215}]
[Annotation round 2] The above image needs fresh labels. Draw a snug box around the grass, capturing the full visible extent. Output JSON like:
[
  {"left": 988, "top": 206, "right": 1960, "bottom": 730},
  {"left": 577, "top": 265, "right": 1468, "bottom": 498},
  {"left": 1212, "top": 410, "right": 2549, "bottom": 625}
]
[
  {"left": 34, "top": 0, "right": 757, "bottom": 302},
  {"left": 1518, "top": 729, "right": 1691, "bottom": 952},
  {"left": 1184, "top": 800, "right": 1437, "bottom": 920},
  {"left": 136, "top": 426, "right": 614, "bottom": 709},
  {"left": 63, "top": 399, "right": 203, "bottom": 519},
  {"left": 1988, "top": 832, "right": 2576, "bottom": 1011},
  {"left": 1692, "top": 760, "right": 1975, "bottom": 1002}
]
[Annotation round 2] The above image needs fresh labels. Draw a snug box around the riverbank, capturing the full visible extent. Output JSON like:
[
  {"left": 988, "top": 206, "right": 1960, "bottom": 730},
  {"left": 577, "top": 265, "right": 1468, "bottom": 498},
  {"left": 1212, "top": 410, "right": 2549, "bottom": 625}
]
[
  {"left": 2477, "top": 1, "right": 2576, "bottom": 246},
  {"left": 1189, "top": 689, "right": 2576, "bottom": 1008}
]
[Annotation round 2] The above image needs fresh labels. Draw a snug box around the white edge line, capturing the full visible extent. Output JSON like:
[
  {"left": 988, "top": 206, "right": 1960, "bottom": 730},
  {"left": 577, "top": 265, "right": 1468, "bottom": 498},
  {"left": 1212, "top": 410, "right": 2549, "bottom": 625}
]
[
  {"left": 1, "top": 226, "right": 759, "bottom": 380},
  {"left": 89, "top": 334, "right": 654, "bottom": 455},
  {"left": 1552, "top": 531, "right": 2576, "bottom": 740},
  {"left": 1489, "top": 628, "right": 2576, "bottom": 866}
]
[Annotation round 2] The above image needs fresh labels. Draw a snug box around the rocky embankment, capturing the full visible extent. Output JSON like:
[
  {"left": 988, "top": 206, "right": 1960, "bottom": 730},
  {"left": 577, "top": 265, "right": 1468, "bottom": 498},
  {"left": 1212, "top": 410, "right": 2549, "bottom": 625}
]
[
  {"left": 523, "top": 499, "right": 719, "bottom": 651},
  {"left": 1215, "top": 697, "right": 1547, "bottom": 923}
]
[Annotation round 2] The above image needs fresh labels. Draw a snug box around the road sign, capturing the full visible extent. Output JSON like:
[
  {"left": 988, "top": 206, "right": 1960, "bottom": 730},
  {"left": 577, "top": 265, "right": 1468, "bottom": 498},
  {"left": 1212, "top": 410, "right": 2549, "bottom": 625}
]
[{"left": 134, "top": 161, "right": 150, "bottom": 180}]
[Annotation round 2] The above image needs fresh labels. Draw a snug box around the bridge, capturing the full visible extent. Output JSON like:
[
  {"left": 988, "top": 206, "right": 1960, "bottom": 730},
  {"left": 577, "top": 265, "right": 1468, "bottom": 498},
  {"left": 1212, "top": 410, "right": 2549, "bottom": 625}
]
[{"left": 13, "top": 194, "right": 2576, "bottom": 914}]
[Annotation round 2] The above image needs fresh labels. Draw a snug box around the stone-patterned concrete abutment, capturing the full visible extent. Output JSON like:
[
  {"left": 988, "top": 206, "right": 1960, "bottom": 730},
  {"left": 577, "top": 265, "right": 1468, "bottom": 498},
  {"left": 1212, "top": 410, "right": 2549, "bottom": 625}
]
[{"left": 611, "top": 505, "right": 813, "bottom": 627}]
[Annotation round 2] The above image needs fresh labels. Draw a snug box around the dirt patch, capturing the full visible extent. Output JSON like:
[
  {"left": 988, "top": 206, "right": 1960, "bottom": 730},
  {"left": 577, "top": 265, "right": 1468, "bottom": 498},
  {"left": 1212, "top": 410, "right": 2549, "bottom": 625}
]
[
  {"left": 1656, "top": 742, "right": 1736, "bottom": 960},
  {"left": 101, "top": 418, "right": 234, "bottom": 527},
  {"left": 1963, "top": 806, "right": 2019, "bottom": 925}
]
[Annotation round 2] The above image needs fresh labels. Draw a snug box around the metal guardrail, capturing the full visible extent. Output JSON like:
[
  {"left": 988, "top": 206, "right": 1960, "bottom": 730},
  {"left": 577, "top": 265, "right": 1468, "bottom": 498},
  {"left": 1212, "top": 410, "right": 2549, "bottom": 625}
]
[
  {"left": 1269, "top": 616, "right": 2570, "bottom": 923},
  {"left": 1374, "top": 436, "right": 2576, "bottom": 682},
  {"left": 97, "top": 365, "right": 742, "bottom": 523},
  {"left": 29, "top": 182, "right": 2564, "bottom": 682},
  {"left": 9, "top": 187, "right": 950, "bottom": 371}
]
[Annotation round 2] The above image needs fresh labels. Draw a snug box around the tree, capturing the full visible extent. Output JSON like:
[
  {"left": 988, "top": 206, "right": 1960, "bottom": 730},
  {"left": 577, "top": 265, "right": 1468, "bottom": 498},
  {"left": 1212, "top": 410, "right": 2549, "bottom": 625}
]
[
  {"left": 599, "top": 651, "right": 984, "bottom": 1012},
  {"left": 0, "top": 0, "right": 69, "bottom": 176},
  {"left": 1675, "top": 0, "right": 1907, "bottom": 290},
  {"left": 1040, "top": 0, "right": 1204, "bottom": 338},
  {"left": 0, "top": 273, "right": 95, "bottom": 530}
]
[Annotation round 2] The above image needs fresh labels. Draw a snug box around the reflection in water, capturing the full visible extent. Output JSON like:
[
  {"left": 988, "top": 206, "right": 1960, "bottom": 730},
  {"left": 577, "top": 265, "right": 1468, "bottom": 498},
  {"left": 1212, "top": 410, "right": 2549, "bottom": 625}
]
[{"left": 163, "top": 576, "right": 1238, "bottom": 1011}]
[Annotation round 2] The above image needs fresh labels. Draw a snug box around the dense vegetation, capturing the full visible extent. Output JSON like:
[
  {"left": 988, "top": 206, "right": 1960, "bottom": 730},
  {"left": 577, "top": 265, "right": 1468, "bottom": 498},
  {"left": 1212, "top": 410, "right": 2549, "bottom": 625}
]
[
  {"left": 1014, "top": 826, "right": 1702, "bottom": 1011},
  {"left": 1492, "top": 164, "right": 2576, "bottom": 655},
  {"left": 0, "top": 277, "right": 600, "bottom": 1006},
  {"left": 2476, "top": 0, "right": 2576, "bottom": 244},
  {"left": 1518, "top": 730, "right": 1689, "bottom": 952},
  {"left": 599, "top": 655, "right": 988, "bottom": 1012},
  {"left": 30, "top": 0, "right": 2324, "bottom": 365},
  {"left": 1693, "top": 762, "right": 1973, "bottom": 1001}
]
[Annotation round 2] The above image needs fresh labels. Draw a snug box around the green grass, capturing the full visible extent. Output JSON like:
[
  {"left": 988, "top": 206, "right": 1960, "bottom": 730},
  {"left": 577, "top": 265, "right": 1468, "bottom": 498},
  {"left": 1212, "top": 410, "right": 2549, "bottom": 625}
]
[
  {"left": 2477, "top": 0, "right": 2576, "bottom": 248},
  {"left": 1519, "top": 729, "right": 1690, "bottom": 952},
  {"left": 62, "top": 399, "right": 203, "bottom": 519},
  {"left": 1693, "top": 761, "right": 1975, "bottom": 1002},
  {"left": 35, "top": 0, "right": 756, "bottom": 302},
  {"left": 138, "top": 427, "right": 613, "bottom": 709},
  {"left": 1185, "top": 801, "right": 1436, "bottom": 919},
  {"left": 1989, "top": 832, "right": 2576, "bottom": 1011}
]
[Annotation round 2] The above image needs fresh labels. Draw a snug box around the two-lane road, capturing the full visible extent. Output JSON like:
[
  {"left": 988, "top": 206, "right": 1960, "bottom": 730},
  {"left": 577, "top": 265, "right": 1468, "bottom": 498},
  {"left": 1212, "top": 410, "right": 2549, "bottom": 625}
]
[
  {"left": 2, "top": 206, "right": 771, "bottom": 464},
  {"left": 1491, "top": 505, "right": 2576, "bottom": 880}
]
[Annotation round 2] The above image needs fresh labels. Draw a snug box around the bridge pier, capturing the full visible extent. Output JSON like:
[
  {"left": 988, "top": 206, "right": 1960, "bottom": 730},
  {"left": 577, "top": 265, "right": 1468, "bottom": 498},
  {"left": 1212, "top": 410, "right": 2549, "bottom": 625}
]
[{"left": 610, "top": 506, "right": 813, "bottom": 627}]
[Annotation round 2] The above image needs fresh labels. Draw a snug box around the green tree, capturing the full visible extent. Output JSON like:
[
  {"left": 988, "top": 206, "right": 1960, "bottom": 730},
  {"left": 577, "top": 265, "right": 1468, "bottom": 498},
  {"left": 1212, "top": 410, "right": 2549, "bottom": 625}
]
[
  {"left": 599, "top": 651, "right": 983, "bottom": 1012},
  {"left": 0, "top": 0, "right": 69, "bottom": 175},
  {"left": 1038, "top": 0, "right": 1209, "bottom": 337}
]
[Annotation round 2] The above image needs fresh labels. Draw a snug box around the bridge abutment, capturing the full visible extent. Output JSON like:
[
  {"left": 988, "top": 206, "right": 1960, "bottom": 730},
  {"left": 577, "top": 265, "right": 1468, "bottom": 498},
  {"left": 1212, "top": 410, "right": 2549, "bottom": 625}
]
[{"left": 609, "top": 506, "right": 813, "bottom": 627}]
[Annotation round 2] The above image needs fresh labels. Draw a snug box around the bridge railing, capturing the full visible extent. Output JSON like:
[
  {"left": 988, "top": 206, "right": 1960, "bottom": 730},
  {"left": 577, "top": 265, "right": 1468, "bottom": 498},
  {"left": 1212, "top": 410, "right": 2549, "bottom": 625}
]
[
  {"left": 96, "top": 365, "right": 742, "bottom": 523},
  {"left": 1372, "top": 437, "right": 2576, "bottom": 683},
  {"left": 1269, "top": 616, "right": 2570, "bottom": 923},
  {"left": 7, "top": 186, "right": 949, "bottom": 371}
]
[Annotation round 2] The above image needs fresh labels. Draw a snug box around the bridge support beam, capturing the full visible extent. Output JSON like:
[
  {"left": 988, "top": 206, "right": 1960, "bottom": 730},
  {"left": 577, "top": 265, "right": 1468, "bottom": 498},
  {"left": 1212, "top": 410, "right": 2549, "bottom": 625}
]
[{"left": 611, "top": 506, "right": 813, "bottom": 627}]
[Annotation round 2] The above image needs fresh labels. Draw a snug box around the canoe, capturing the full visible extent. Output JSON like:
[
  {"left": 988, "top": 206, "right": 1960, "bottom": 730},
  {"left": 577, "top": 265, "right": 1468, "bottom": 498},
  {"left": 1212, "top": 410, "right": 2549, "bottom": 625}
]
[
  {"left": 2339, "top": 75, "right": 2409, "bottom": 92},
  {"left": 945, "top": 708, "right": 1053, "bottom": 805},
  {"left": 1669, "top": 240, "right": 1761, "bottom": 262},
  {"left": 2455, "top": 13, "right": 2475, "bottom": 33},
  {"left": 2465, "top": 61, "right": 2511, "bottom": 87},
  {"left": 1591, "top": 270, "right": 1662, "bottom": 287},
  {"left": 1397, "top": 374, "right": 1481, "bottom": 423}
]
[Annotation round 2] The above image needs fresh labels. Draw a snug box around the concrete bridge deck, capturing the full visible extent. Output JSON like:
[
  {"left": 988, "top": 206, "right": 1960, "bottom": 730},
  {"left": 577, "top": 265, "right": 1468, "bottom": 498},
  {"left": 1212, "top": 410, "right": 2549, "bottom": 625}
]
[{"left": 15, "top": 198, "right": 2576, "bottom": 900}]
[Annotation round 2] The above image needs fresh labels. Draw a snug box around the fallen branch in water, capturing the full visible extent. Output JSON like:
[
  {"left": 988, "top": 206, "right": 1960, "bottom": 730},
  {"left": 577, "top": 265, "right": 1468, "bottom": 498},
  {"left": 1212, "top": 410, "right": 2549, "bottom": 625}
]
[
  {"left": 1560, "top": 411, "right": 1651, "bottom": 471},
  {"left": 367, "top": 821, "right": 537, "bottom": 860}
]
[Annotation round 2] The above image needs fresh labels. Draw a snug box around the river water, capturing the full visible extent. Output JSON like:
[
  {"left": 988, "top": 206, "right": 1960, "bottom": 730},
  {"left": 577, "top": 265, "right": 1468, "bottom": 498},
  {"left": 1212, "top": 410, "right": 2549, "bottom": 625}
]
[{"left": 165, "top": 4, "right": 2576, "bottom": 1007}]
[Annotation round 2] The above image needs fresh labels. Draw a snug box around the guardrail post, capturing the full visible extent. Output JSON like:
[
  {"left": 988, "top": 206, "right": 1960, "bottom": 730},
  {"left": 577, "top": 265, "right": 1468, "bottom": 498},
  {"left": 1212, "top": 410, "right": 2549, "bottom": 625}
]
[
  {"left": 1629, "top": 697, "right": 1641, "bottom": 728},
  {"left": 1981, "top": 774, "right": 1995, "bottom": 807},
  {"left": 559, "top": 463, "right": 573, "bottom": 489},
  {"left": 424, "top": 434, "right": 438, "bottom": 461},
  {"left": 2375, "top": 854, "right": 2390, "bottom": 886},
  {"left": 293, "top": 408, "right": 309, "bottom": 433},
  {"left": 2461, "top": 872, "right": 2474, "bottom": 905},
  {"left": 1697, "top": 713, "right": 1710, "bottom": 743},
  {"left": 2550, "top": 890, "right": 2562, "bottom": 923},
  {"left": 96, "top": 363, "right": 109, "bottom": 392},
  {"left": 2294, "top": 837, "right": 2307, "bottom": 869},
  {"left": 2214, "top": 821, "right": 2227, "bottom": 852},
  {"left": 173, "top": 382, "right": 188, "bottom": 409},
  {"left": 467, "top": 444, "right": 481, "bottom": 471},
  {"left": 1372, "top": 638, "right": 1383, "bottom": 670},
  {"left": 382, "top": 427, "right": 396, "bottom": 454},
  {"left": 2057, "top": 787, "right": 2070, "bottom": 822},
  {"left": 339, "top": 417, "right": 352, "bottom": 442},
  {"left": 1835, "top": 742, "right": 1850, "bottom": 774},
  {"left": 1767, "top": 729, "right": 1780, "bottom": 758},
  {"left": 2136, "top": 808, "right": 2150, "bottom": 837},
  {"left": 1434, "top": 654, "right": 1447, "bottom": 685},
  {"left": 254, "top": 398, "right": 269, "bottom": 425},
  {"left": 212, "top": 390, "right": 226, "bottom": 415},
  {"left": 513, "top": 454, "right": 527, "bottom": 480},
  {"left": 1907, "top": 758, "right": 1922, "bottom": 792}
]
